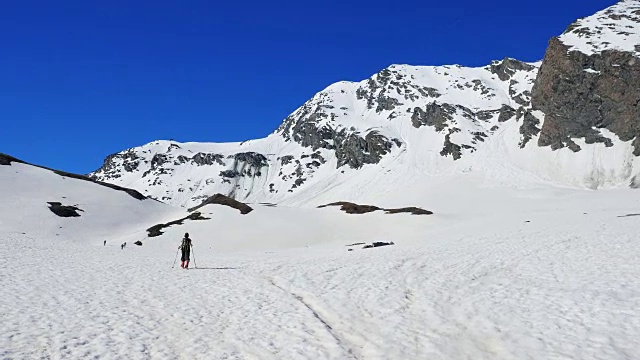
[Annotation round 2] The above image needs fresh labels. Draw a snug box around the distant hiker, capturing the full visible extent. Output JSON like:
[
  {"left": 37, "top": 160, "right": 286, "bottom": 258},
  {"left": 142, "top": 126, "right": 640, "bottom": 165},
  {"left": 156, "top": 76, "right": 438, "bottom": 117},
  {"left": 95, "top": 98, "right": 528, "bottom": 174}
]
[
  {"left": 179, "top": 233, "right": 192, "bottom": 269},
  {"left": 123, "top": 242, "right": 127, "bottom": 248},
  {"left": 121, "top": 243, "right": 124, "bottom": 250},
  {"left": 104, "top": 240, "right": 106, "bottom": 246}
]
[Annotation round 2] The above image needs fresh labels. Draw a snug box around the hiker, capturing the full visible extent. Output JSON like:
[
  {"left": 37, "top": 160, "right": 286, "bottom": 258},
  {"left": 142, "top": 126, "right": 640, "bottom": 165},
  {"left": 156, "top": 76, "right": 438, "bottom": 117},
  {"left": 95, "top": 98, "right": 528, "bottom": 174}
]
[
  {"left": 104, "top": 240, "right": 106, "bottom": 246},
  {"left": 121, "top": 243, "right": 124, "bottom": 250},
  {"left": 179, "top": 233, "right": 192, "bottom": 269}
]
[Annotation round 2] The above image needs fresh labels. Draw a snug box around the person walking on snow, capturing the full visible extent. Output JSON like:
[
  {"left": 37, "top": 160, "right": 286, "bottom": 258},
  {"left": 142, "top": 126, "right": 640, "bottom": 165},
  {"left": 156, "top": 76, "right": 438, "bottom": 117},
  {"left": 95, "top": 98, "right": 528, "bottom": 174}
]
[{"left": 179, "top": 233, "right": 192, "bottom": 269}]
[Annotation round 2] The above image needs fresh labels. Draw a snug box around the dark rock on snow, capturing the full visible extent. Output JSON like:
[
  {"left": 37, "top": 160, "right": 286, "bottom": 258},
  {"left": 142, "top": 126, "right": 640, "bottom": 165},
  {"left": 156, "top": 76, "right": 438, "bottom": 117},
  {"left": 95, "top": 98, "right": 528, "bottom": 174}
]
[
  {"left": 47, "top": 202, "right": 83, "bottom": 217},
  {"left": 489, "top": 58, "right": 537, "bottom": 81},
  {"left": 146, "top": 211, "right": 210, "bottom": 237},
  {"left": 319, "top": 202, "right": 432, "bottom": 215},
  {"left": 0, "top": 153, "right": 26, "bottom": 166},
  {"left": 363, "top": 241, "right": 395, "bottom": 249},
  {"left": 188, "top": 193, "right": 253, "bottom": 214}
]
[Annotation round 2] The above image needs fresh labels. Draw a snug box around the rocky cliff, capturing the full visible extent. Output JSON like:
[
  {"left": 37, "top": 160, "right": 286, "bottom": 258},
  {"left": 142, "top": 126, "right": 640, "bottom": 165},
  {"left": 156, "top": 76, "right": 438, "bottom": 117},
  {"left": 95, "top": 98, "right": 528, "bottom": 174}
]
[{"left": 532, "top": 0, "right": 640, "bottom": 153}]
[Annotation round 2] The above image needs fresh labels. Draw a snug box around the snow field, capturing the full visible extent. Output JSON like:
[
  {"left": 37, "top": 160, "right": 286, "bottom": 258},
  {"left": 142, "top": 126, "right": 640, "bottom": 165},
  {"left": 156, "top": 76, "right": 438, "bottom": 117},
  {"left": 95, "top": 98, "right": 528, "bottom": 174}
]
[{"left": 3, "top": 184, "right": 640, "bottom": 359}]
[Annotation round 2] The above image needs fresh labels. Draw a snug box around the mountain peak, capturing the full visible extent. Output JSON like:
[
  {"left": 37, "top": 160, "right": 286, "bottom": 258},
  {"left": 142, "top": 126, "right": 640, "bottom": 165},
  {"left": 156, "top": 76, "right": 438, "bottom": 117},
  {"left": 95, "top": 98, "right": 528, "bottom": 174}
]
[
  {"left": 559, "top": 0, "right": 640, "bottom": 57},
  {"left": 90, "top": 3, "right": 640, "bottom": 207}
]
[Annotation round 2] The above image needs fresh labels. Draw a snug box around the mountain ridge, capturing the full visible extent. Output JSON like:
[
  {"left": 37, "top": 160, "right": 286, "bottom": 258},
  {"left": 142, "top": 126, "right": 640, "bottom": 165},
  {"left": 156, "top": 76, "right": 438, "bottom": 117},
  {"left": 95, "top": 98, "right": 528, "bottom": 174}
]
[{"left": 91, "top": 1, "right": 640, "bottom": 208}]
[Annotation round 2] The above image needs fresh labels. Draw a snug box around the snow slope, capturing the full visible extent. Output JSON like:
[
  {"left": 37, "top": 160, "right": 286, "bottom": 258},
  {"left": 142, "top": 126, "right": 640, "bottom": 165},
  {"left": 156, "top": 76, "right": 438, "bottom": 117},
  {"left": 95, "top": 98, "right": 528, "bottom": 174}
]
[
  {"left": 3, "top": 136, "right": 640, "bottom": 360},
  {"left": 3, "top": 179, "right": 640, "bottom": 359},
  {"left": 0, "top": 158, "right": 179, "bottom": 242}
]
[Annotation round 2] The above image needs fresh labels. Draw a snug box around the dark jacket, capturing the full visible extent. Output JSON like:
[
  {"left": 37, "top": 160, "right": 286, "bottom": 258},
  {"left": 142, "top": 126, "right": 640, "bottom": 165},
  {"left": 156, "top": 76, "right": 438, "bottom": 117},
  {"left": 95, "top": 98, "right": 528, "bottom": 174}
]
[{"left": 180, "top": 238, "right": 192, "bottom": 260}]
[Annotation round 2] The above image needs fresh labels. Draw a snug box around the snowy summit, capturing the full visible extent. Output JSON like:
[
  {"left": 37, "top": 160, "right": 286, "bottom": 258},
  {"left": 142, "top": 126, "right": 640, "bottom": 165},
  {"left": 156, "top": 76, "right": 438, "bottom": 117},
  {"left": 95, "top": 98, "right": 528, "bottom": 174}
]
[{"left": 559, "top": 0, "right": 640, "bottom": 56}]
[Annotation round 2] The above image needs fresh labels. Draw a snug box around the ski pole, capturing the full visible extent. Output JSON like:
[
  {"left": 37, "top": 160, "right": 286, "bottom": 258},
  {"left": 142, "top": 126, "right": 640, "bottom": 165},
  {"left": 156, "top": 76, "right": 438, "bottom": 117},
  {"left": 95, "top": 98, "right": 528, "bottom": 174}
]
[
  {"left": 191, "top": 246, "right": 197, "bottom": 269},
  {"left": 171, "top": 249, "right": 179, "bottom": 268}
]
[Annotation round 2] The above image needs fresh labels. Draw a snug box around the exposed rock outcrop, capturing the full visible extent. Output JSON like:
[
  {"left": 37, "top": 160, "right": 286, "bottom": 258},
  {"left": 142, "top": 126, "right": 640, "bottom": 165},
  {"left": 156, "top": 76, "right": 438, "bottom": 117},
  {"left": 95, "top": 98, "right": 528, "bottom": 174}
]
[
  {"left": 188, "top": 193, "right": 253, "bottom": 214},
  {"left": 192, "top": 153, "right": 225, "bottom": 166},
  {"left": 229, "top": 152, "right": 268, "bottom": 176},
  {"left": 146, "top": 211, "right": 210, "bottom": 237},
  {"left": 489, "top": 57, "right": 537, "bottom": 81},
  {"left": 318, "top": 202, "right": 433, "bottom": 215},
  {"left": 518, "top": 110, "right": 542, "bottom": 148},
  {"left": 333, "top": 131, "right": 396, "bottom": 169},
  {"left": 411, "top": 103, "right": 456, "bottom": 131},
  {"left": 47, "top": 202, "right": 83, "bottom": 217},
  {"left": 0, "top": 153, "right": 25, "bottom": 166},
  {"left": 279, "top": 106, "right": 400, "bottom": 169},
  {"left": 533, "top": 14, "right": 640, "bottom": 153}
]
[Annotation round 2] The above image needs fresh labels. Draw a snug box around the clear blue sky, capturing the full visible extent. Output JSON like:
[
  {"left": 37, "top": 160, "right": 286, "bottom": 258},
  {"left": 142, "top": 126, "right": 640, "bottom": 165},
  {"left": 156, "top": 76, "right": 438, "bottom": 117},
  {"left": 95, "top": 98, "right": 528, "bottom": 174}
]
[{"left": 1, "top": 0, "right": 615, "bottom": 174}]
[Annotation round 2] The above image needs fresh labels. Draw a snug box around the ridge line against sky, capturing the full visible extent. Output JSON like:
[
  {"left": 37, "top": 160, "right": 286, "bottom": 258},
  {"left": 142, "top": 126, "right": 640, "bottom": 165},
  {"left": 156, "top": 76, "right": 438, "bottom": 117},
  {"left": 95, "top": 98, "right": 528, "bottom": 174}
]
[{"left": 1, "top": 0, "right": 616, "bottom": 174}]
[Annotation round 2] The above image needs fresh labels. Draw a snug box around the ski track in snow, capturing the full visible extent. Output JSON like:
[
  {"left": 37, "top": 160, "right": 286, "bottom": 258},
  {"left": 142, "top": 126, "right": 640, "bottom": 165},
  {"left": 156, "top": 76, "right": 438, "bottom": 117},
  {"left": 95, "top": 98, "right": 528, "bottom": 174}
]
[
  {"left": 1, "top": 238, "right": 350, "bottom": 360},
  {"left": 2, "top": 211, "right": 640, "bottom": 360}
]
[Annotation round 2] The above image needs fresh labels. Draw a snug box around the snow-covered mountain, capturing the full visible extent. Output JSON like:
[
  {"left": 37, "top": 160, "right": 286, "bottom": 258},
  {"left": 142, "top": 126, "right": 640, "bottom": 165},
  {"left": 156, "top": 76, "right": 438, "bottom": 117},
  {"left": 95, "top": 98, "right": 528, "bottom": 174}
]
[
  {"left": 559, "top": 0, "right": 640, "bottom": 56},
  {"left": 6, "top": 151, "right": 640, "bottom": 360},
  {"left": 90, "top": 58, "right": 542, "bottom": 207},
  {"left": 91, "top": 0, "right": 640, "bottom": 208},
  {"left": 5, "top": 3, "right": 640, "bottom": 359}
]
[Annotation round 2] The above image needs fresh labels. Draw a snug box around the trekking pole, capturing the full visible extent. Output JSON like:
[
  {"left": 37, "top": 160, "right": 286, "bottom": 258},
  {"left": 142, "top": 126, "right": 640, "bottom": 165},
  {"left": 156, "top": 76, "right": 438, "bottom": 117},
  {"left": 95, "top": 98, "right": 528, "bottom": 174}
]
[
  {"left": 191, "top": 246, "right": 197, "bottom": 269},
  {"left": 171, "top": 249, "right": 179, "bottom": 268}
]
